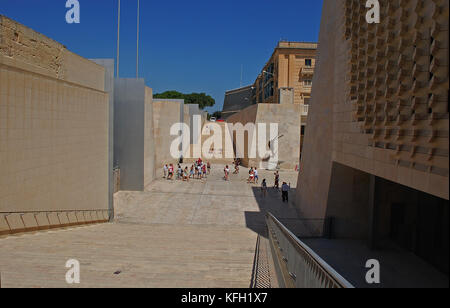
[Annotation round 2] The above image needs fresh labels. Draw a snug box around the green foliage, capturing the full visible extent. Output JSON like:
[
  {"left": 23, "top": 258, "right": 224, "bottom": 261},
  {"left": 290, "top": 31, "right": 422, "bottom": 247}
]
[{"left": 154, "top": 91, "right": 215, "bottom": 110}]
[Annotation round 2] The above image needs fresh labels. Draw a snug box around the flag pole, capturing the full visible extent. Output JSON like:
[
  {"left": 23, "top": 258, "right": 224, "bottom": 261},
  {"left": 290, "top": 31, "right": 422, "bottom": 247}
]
[
  {"left": 116, "top": 0, "right": 121, "bottom": 78},
  {"left": 136, "top": 0, "right": 140, "bottom": 78}
]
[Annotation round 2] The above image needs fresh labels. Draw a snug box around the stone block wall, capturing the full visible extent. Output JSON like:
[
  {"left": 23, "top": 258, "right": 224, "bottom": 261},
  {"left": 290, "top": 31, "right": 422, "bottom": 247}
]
[
  {"left": 0, "top": 16, "right": 110, "bottom": 235},
  {"left": 296, "top": 0, "right": 449, "bottom": 223},
  {"left": 152, "top": 99, "right": 184, "bottom": 168},
  {"left": 227, "top": 103, "right": 301, "bottom": 170}
]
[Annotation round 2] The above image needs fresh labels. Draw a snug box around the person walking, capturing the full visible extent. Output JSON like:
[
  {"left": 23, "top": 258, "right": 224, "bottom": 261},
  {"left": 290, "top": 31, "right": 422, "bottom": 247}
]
[
  {"left": 163, "top": 164, "right": 168, "bottom": 178},
  {"left": 202, "top": 164, "right": 207, "bottom": 178},
  {"left": 183, "top": 167, "right": 189, "bottom": 181},
  {"left": 207, "top": 162, "right": 211, "bottom": 175},
  {"left": 224, "top": 165, "right": 230, "bottom": 181},
  {"left": 198, "top": 164, "right": 202, "bottom": 179},
  {"left": 261, "top": 179, "right": 268, "bottom": 198},
  {"left": 189, "top": 165, "right": 194, "bottom": 179},
  {"left": 177, "top": 164, "right": 183, "bottom": 180},
  {"left": 254, "top": 168, "right": 259, "bottom": 184},
  {"left": 168, "top": 164, "right": 174, "bottom": 180},
  {"left": 274, "top": 171, "right": 280, "bottom": 190},
  {"left": 281, "top": 182, "right": 291, "bottom": 203}
]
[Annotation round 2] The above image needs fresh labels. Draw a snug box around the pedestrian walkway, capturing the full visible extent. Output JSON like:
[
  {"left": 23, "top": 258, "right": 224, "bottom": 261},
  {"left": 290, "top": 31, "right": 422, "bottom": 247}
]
[{"left": 0, "top": 165, "right": 299, "bottom": 288}]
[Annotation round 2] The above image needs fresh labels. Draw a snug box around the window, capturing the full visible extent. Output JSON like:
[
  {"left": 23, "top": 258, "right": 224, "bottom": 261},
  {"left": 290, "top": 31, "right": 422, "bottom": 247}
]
[
  {"left": 304, "top": 80, "right": 312, "bottom": 86},
  {"left": 264, "top": 81, "right": 274, "bottom": 100},
  {"left": 305, "top": 59, "right": 312, "bottom": 67}
]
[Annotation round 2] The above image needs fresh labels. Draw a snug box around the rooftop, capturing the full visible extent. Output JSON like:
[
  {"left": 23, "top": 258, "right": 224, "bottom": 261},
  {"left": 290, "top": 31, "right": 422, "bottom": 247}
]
[{"left": 277, "top": 41, "right": 318, "bottom": 49}]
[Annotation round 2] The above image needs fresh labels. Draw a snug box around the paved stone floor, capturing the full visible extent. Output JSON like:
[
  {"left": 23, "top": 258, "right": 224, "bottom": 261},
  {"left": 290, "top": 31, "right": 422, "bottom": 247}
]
[{"left": 0, "top": 165, "right": 299, "bottom": 288}]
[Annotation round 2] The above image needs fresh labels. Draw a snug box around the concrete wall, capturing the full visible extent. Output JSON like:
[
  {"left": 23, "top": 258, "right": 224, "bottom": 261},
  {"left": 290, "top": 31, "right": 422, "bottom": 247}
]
[
  {"left": 0, "top": 16, "right": 110, "bottom": 235},
  {"left": 153, "top": 99, "right": 184, "bottom": 168},
  {"left": 114, "top": 79, "right": 155, "bottom": 191}
]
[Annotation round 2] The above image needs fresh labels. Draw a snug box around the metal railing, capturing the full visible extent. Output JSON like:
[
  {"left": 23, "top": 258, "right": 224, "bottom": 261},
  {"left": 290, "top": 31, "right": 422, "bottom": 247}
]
[
  {"left": 0, "top": 209, "right": 111, "bottom": 235},
  {"left": 266, "top": 213, "right": 353, "bottom": 288}
]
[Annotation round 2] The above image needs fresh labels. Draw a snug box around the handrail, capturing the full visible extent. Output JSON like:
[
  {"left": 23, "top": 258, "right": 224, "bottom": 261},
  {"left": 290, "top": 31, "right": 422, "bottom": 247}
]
[{"left": 267, "top": 212, "right": 354, "bottom": 288}]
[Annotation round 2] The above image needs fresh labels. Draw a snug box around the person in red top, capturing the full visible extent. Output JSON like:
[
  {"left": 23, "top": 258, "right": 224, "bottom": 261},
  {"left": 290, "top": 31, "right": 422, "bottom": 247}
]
[
  {"left": 197, "top": 158, "right": 203, "bottom": 166},
  {"left": 168, "top": 164, "right": 174, "bottom": 180},
  {"left": 202, "top": 164, "right": 207, "bottom": 178}
]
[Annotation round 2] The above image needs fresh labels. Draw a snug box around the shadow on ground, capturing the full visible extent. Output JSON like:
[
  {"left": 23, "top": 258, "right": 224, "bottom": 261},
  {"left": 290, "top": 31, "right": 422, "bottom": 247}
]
[{"left": 244, "top": 186, "right": 299, "bottom": 238}]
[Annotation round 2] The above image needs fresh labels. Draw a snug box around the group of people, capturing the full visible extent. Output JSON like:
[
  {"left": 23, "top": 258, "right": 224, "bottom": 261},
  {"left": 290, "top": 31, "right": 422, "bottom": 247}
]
[
  {"left": 247, "top": 167, "right": 259, "bottom": 184},
  {"left": 258, "top": 171, "right": 291, "bottom": 202},
  {"left": 164, "top": 160, "right": 291, "bottom": 203},
  {"left": 163, "top": 158, "right": 211, "bottom": 182}
]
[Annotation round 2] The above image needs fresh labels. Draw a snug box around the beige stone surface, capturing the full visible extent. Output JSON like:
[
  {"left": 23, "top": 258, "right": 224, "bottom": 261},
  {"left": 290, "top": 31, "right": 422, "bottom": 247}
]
[
  {"left": 227, "top": 103, "right": 301, "bottom": 170},
  {"left": 152, "top": 99, "right": 184, "bottom": 168},
  {"left": 0, "top": 165, "right": 299, "bottom": 288},
  {"left": 144, "top": 87, "right": 156, "bottom": 188},
  {"left": 297, "top": 0, "right": 449, "bottom": 222},
  {"left": 0, "top": 15, "right": 105, "bottom": 91},
  {"left": 0, "top": 16, "right": 110, "bottom": 234}
]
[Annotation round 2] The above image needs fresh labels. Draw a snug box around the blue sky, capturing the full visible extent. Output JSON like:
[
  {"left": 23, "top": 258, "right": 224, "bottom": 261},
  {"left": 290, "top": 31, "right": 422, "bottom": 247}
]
[{"left": 0, "top": 0, "right": 323, "bottom": 113}]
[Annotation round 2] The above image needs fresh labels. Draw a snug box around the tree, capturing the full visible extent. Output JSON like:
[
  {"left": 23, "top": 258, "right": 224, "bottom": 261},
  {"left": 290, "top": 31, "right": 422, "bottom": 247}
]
[{"left": 154, "top": 91, "right": 215, "bottom": 110}]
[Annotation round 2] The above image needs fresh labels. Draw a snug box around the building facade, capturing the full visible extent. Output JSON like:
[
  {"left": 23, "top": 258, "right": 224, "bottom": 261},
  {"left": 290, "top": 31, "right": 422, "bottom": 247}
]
[
  {"left": 252, "top": 42, "right": 317, "bottom": 121},
  {"left": 221, "top": 85, "right": 255, "bottom": 120},
  {"left": 296, "top": 0, "right": 449, "bottom": 286}
]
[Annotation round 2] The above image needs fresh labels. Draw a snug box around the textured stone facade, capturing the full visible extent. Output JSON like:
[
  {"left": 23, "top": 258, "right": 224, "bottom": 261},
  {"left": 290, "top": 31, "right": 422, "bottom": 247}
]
[
  {"left": 297, "top": 0, "right": 449, "bottom": 221},
  {"left": 252, "top": 42, "right": 317, "bottom": 112},
  {"left": 0, "top": 16, "right": 110, "bottom": 235}
]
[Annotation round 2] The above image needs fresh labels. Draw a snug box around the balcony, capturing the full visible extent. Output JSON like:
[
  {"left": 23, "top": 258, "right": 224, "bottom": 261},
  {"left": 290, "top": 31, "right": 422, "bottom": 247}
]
[
  {"left": 301, "top": 86, "right": 312, "bottom": 94},
  {"left": 301, "top": 66, "right": 315, "bottom": 75}
]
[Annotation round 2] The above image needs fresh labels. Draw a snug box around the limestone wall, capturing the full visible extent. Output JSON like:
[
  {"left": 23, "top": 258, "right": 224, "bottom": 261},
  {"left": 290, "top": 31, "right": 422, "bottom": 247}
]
[
  {"left": 0, "top": 16, "right": 110, "bottom": 235},
  {"left": 0, "top": 15, "right": 105, "bottom": 91},
  {"left": 227, "top": 103, "right": 301, "bottom": 170},
  {"left": 144, "top": 87, "right": 156, "bottom": 188},
  {"left": 152, "top": 99, "right": 184, "bottom": 168},
  {"left": 296, "top": 0, "right": 449, "bottom": 223}
]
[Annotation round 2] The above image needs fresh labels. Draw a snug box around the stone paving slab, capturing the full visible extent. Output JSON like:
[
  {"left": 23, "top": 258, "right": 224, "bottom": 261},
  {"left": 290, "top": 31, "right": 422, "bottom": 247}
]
[{"left": 0, "top": 165, "right": 299, "bottom": 288}]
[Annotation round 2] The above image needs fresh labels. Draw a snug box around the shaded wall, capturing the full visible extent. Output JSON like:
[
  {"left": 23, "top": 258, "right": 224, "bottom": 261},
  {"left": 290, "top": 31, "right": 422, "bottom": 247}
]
[
  {"left": 114, "top": 79, "right": 155, "bottom": 191},
  {"left": 222, "top": 85, "right": 254, "bottom": 120}
]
